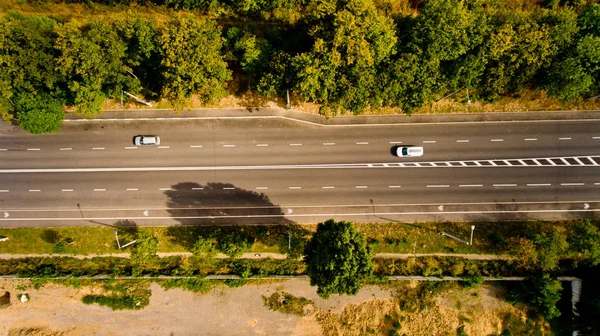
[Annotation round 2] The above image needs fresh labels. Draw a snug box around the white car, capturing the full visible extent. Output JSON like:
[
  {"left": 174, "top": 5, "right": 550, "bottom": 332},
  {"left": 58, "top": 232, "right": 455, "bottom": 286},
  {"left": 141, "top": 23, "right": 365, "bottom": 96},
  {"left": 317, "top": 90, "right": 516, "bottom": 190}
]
[
  {"left": 395, "top": 146, "right": 424, "bottom": 157},
  {"left": 133, "top": 135, "right": 161, "bottom": 146}
]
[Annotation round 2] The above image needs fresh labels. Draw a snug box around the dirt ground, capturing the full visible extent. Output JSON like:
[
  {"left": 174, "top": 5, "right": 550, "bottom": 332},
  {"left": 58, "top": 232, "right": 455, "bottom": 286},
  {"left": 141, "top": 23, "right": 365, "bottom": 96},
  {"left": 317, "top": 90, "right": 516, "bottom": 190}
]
[{"left": 0, "top": 279, "right": 525, "bottom": 336}]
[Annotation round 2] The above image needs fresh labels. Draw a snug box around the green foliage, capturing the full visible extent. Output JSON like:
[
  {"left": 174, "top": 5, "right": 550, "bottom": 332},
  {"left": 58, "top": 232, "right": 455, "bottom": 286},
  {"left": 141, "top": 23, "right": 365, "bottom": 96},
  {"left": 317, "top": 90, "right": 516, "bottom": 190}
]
[
  {"left": 157, "top": 14, "right": 231, "bottom": 108},
  {"left": 81, "top": 280, "right": 151, "bottom": 310},
  {"left": 292, "top": 0, "right": 397, "bottom": 114},
  {"left": 461, "top": 274, "right": 484, "bottom": 288},
  {"left": 159, "top": 278, "right": 217, "bottom": 293},
  {"left": 569, "top": 219, "right": 600, "bottom": 265},
  {"left": 262, "top": 291, "right": 314, "bottom": 316},
  {"left": 217, "top": 230, "right": 252, "bottom": 258},
  {"left": 456, "top": 325, "right": 468, "bottom": 336},
  {"left": 130, "top": 231, "right": 159, "bottom": 265},
  {"left": 577, "top": 4, "right": 600, "bottom": 37},
  {"left": 14, "top": 92, "right": 64, "bottom": 134},
  {"left": 508, "top": 274, "right": 563, "bottom": 320},
  {"left": 533, "top": 226, "right": 568, "bottom": 272},
  {"left": 304, "top": 219, "right": 374, "bottom": 298},
  {"left": 191, "top": 236, "right": 217, "bottom": 259},
  {"left": 54, "top": 20, "right": 127, "bottom": 117}
]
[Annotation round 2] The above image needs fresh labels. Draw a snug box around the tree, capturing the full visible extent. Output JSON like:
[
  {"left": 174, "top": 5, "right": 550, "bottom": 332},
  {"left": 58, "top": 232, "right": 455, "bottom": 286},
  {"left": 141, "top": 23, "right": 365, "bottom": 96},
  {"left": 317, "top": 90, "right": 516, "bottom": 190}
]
[
  {"left": 157, "top": 14, "right": 231, "bottom": 108},
  {"left": 191, "top": 236, "right": 217, "bottom": 259},
  {"left": 130, "top": 231, "right": 159, "bottom": 265},
  {"left": 54, "top": 20, "right": 127, "bottom": 117},
  {"left": 569, "top": 219, "right": 600, "bottom": 266},
  {"left": 292, "top": 0, "right": 397, "bottom": 114},
  {"left": 534, "top": 226, "right": 568, "bottom": 271},
  {"left": 527, "top": 274, "right": 563, "bottom": 320},
  {"left": 506, "top": 236, "right": 539, "bottom": 270},
  {"left": 303, "top": 219, "right": 373, "bottom": 298},
  {"left": 14, "top": 92, "right": 64, "bottom": 134}
]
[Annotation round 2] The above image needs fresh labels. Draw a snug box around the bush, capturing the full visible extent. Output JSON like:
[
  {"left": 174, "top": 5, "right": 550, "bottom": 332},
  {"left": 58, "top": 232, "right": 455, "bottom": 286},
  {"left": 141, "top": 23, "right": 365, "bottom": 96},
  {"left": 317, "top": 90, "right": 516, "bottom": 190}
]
[
  {"left": 262, "top": 291, "right": 314, "bottom": 316},
  {"left": 461, "top": 275, "right": 484, "bottom": 288}
]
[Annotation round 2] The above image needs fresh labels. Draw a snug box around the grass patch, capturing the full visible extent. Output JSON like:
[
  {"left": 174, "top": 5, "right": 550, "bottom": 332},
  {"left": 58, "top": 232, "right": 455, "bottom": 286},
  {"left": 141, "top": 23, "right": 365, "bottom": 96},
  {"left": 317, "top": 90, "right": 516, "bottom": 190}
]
[{"left": 262, "top": 291, "right": 314, "bottom": 316}]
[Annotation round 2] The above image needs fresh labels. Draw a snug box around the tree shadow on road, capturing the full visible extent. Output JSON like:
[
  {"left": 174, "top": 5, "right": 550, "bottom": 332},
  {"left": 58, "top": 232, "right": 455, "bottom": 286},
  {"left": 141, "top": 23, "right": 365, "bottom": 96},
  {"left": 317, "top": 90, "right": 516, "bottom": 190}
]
[{"left": 164, "top": 182, "right": 307, "bottom": 256}]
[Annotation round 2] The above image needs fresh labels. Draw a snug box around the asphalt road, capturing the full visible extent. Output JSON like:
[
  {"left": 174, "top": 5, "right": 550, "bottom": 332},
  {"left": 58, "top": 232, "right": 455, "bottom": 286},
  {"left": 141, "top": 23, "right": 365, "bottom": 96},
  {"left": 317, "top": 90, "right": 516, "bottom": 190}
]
[{"left": 0, "top": 117, "right": 598, "bottom": 226}]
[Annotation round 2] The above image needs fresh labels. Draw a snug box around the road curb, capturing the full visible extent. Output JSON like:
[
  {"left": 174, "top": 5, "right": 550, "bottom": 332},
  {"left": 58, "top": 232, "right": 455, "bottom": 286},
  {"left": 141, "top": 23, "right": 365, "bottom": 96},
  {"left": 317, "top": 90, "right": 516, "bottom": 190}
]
[{"left": 63, "top": 108, "right": 600, "bottom": 126}]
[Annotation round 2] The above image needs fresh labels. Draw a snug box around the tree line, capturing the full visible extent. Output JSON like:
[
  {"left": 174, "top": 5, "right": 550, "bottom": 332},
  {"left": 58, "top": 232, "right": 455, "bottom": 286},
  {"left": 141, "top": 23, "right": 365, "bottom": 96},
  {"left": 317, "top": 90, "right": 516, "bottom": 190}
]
[{"left": 1, "top": 0, "right": 599, "bottom": 133}]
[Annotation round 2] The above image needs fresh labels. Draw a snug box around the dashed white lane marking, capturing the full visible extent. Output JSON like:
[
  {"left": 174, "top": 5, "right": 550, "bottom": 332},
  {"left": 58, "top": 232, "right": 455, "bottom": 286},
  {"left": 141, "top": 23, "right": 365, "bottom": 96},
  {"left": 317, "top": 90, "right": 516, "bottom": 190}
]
[
  {"left": 355, "top": 186, "right": 368, "bottom": 189},
  {"left": 223, "top": 187, "right": 235, "bottom": 190},
  {"left": 158, "top": 146, "right": 170, "bottom": 149},
  {"left": 159, "top": 188, "right": 171, "bottom": 191},
  {"left": 593, "top": 137, "right": 600, "bottom": 139},
  {"left": 527, "top": 184, "right": 551, "bottom": 187},
  {"left": 356, "top": 142, "right": 369, "bottom": 145},
  {"left": 60, "top": 148, "right": 72, "bottom": 151},
  {"left": 323, "top": 142, "right": 335, "bottom": 146},
  {"left": 192, "top": 187, "right": 204, "bottom": 190},
  {"left": 459, "top": 184, "right": 483, "bottom": 187},
  {"left": 289, "top": 187, "right": 302, "bottom": 189},
  {"left": 388, "top": 186, "right": 401, "bottom": 188},
  {"left": 595, "top": 183, "right": 600, "bottom": 185},
  {"left": 525, "top": 138, "right": 537, "bottom": 141},
  {"left": 322, "top": 186, "right": 335, "bottom": 189},
  {"left": 289, "top": 143, "right": 302, "bottom": 146},
  {"left": 389, "top": 141, "right": 402, "bottom": 144},
  {"left": 493, "top": 184, "right": 517, "bottom": 187},
  {"left": 92, "top": 147, "right": 105, "bottom": 150},
  {"left": 256, "top": 144, "right": 269, "bottom": 147},
  {"left": 127, "top": 188, "right": 138, "bottom": 191},
  {"left": 427, "top": 185, "right": 449, "bottom": 188},
  {"left": 0, "top": 149, "right": 7, "bottom": 151},
  {"left": 190, "top": 145, "right": 203, "bottom": 148},
  {"left": 125, "top": 147, "right": 137, "bottom": 149},
  {"left": 559, "top": 137, "right": 572, "bottom": 140},
  {"left": 61, "top": 189, "right": 74, "bottom": 192},
  {"left": 223, "top": 145, "right": 235, "bottom": 148},
  {"left": 491, "top": 139, "right": 504, "bottom": 142},
  {"left": 423, "top": 140, "right": 436, "bottom": 144},
  {"left": 256, "top": 187, "right": 268, "bottom": 190},
  {"left": 0, "top": 190, "right": 8, "bottom": 192},
  {"left": 561, "top": 183, "right": 585, "bottom": 186},
  {"left": 29, "top": 189, "right": 41, "bottom": 192},
  {"left": 27, "top": 148, "right": 40, "bottom": 151},
  {"left": 456, "top": 140, "right": 469, "bottom": 143},
  {"left": 93, "top": 189, "right": 106, "bottom": 192}
]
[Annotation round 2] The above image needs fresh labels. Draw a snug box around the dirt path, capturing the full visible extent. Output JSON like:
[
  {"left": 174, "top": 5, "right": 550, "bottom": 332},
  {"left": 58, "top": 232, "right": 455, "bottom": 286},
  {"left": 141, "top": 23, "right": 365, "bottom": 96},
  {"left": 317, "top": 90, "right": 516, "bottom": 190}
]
[{"left": 0, "top": 252, "right": 509, "bottom": 260}]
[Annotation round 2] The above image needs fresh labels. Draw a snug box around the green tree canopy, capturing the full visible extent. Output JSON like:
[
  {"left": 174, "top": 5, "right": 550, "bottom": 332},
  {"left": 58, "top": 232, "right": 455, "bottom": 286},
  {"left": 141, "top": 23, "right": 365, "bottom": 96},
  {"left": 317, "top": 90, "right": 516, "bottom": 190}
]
[
  {"left": 14, "top": 92, "right": 64, "bottom": 134},
  {"left": 157, "top": 14, "right": 231, "bottom": 108},
  {"left": 303, "top": 219, "right": 373, "bottom": 299},
  {"left": 54, "top": 20, "right": 127, "bottom": 117},
  {"left": 292, "top": 0, "right": 397, "bottom": 114}
]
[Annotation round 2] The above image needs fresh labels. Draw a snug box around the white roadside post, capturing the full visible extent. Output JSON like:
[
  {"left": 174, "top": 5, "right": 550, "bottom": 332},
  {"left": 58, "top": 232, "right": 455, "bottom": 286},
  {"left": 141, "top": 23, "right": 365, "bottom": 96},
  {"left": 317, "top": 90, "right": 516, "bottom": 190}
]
[{"left": 470, "top": 225, "right": 475, "bottom": 245}]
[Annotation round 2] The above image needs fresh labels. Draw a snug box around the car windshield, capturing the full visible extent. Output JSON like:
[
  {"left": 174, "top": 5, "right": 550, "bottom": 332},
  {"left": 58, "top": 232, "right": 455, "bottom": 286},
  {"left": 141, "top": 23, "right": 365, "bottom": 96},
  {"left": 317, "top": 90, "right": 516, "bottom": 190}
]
[{"left": 402, "top": 148, "right": 408, "bottom": 155}]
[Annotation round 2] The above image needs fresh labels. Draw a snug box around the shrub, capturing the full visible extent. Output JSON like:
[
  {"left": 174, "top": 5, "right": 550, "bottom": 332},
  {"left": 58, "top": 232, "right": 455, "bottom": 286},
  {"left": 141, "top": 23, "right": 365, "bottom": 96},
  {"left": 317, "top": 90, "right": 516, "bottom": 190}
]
[{"left": 262, "top": 292, "right": 314, "bottom": 316}]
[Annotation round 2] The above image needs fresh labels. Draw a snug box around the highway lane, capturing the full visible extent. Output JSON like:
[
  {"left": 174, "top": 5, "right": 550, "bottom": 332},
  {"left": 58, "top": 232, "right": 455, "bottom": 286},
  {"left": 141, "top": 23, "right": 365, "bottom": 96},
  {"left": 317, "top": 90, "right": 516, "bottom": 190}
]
[
  {"left": 0, "top": 119, "right": 599, "bottom": 169},
  {"left": 0, "top": 118, "right": 598, "bottom": 224}
]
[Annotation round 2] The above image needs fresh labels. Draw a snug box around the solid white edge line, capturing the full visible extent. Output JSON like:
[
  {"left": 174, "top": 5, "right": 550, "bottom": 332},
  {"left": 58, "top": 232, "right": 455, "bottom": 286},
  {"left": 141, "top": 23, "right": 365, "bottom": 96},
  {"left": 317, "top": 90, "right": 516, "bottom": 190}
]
[{"left": 561, "top": 183, "right": 585, "bottom": 186}]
